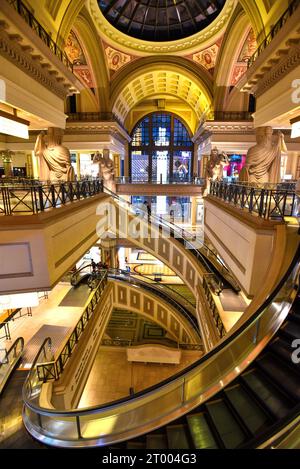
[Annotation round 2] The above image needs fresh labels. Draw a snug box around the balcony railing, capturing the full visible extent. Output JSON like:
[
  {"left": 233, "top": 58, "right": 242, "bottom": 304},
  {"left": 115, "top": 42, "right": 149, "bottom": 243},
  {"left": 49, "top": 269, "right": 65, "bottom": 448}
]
[
  {"left": 36, "top": 272, "right": 108, "bottom": 382},
  {"left": 117, "top": 176, "right": 204, "bottom": 185},
  {"left": 66, "top": 112, "right": 125, "bottom": 130},
  {"left": 209, "top": 181, "right": 297, "bottom": 220},
  {"left": 7, "top": 0, "right": 73, "bottom": 72},
  {"left": 247, "top": 0, "right": 300, "bottom": 68},
  {"left": 0, "top": 179, "right": 103, "bottom": 215}
]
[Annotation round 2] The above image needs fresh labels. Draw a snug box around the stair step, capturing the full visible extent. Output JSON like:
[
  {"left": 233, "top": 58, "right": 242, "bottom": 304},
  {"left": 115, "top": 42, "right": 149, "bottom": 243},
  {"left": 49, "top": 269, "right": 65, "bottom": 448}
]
[
  {"left": 166, "top": 424, "right": 191, "bottom": 449},
  {"left": 187, "top": 412, "right": 219, "bottom": 449},
  {"left": 256, "top": 353, "right": 300, "bottom": 401},
  {"left": 205, "top": 399, "right": 246, "bottom": 449},
  {"left": 242, "top": 369, "right": 292, "bottom": 419},
  {"left": 225, "top": 384, "right": 270, "bottom": 434},
  {"left": 268, "top": 339, "right": 300, "bottom": 375},
  {"left": 146, "top": 434, "right": 168, "bottom": 449}
]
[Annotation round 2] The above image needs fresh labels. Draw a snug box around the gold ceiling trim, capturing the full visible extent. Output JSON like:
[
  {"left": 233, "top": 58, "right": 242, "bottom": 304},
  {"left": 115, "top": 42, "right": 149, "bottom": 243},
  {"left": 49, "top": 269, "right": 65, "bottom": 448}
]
[
  {"left": 112, "top": 70, "right": 212, "bottom": 123},
  {"left": 88, "top": 0, "right": 237, "bottom": 56}
]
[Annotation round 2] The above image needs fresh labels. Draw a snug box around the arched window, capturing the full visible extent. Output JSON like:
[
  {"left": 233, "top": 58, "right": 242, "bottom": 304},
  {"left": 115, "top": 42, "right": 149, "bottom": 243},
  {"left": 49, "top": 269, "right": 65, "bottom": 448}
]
[{"left": 130, "top": 112, "right": 193, "bottom": 183}]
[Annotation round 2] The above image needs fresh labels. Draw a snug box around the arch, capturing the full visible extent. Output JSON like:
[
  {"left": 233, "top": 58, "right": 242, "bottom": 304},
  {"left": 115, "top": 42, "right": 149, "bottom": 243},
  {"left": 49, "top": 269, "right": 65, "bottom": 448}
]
[
  {"left": 72, "top": 10, "right": 110, "bottom": 112},
  {"left": 110, "top": 56, "right": 213, "bottom": 124},
  {"left": 214, "top": 6, "right": 252, "bottom": 111},
  {"left": 129, "top": 111, "right": 194, "bottom": 183},
  {"left": 238, "top": 0, "right": 266, "bottom": 43}
]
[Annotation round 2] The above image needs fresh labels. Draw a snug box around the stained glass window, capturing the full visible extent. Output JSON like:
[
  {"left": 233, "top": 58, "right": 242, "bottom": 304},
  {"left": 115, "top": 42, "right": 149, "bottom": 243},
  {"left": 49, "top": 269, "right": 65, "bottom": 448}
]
[{"left": 130, "top": 112, "right": 193, "bottom": 183}]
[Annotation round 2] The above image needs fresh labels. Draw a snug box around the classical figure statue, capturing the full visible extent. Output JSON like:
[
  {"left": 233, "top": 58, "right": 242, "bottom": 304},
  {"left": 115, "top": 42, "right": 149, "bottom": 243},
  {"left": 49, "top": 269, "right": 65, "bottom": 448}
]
[
  {"left": 239, "top": 127, "right": 287, "bottom": 184},
  {"left": 34, "top": 127, "right": 75, "bottom": 182},
  {"left": 204, "top": 147, "right": 229, "bottom": 194},
  {"left": 93, "top": 149, "right": 116, "bottom": 193}
]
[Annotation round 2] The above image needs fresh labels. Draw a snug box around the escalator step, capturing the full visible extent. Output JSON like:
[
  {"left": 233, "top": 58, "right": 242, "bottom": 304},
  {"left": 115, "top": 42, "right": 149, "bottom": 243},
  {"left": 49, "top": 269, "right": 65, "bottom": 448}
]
[
  {"left": 281, "top": 319, "right": 300, "bottom": 340},
  {"left": 146, "top": 434, "right": 168, "bottom": 449},
  {"left": 187, "top": 412, "right": 219, "bottom": 449},
  {"left": 225, "top": 384, "right": 270, "bottom": 434},
  {"left": 205, "top": 399, "right": 246, "bottom": 449},
  {"left": 268, "top": 338, "right": 300, "bottom": 374},
  {"left": 256, "top": 353, "right": 300, "bottom": 401},
  {"left": 242, "top": 369, "right": 292, "bottom": 419},
  {"left": 166, "top": 424, "right": 191, "bottom": 449}
]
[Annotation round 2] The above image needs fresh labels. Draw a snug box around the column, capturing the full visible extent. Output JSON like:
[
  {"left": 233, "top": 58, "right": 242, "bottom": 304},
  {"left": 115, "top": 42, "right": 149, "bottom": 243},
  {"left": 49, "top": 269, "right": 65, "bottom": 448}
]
[
  {"left": 76, "top": 152, "right": 81, "bottom": 179},
  {"left": 2, "top": 150, "right": 13, "bottom": 177},
  {"left": 113, "top": 153, "right": 120, "bottom": 178},
  {"left": 193, "top": 144, "right": 199, "bottom": 178},
  {"left": 191, "top": 196, "right": 197, "bottom": 226},
  {"left": 101, "top": 236, "right": 118, "bottom": 269},
  {"left": 124, "top": 143, "right": 129, "bottom": 178}
]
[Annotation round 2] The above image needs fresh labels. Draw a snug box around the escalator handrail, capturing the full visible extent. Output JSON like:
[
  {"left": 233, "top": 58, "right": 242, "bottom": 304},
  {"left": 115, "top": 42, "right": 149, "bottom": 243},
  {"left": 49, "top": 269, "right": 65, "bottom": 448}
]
[
  {"left": 109, "top": 271, "right": 200, "bottom": 335},
  {"left": 108, "top": 267, "right": 196, "bottom": 309},
  {"left": 0, "top": 336, "right": 24, "bottom": 394},
  {"left": 23, "top": 337, "right": 53, "bottom": 402},
  {"left": 103, "top": 186, "right": 219, "bottom": 278},
  {"left": 23, "top": 241, "right": 300, "bottom": 417}
]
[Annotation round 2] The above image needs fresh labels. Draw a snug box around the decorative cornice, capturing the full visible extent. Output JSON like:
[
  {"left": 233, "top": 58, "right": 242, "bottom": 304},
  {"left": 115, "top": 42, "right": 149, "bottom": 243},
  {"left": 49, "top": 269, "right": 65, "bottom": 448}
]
[
  {"left": 254, "top": 43, "right": 300, "bottom": 97},
  {"left": 0, "top": 29, "right": 70, "bottom": 99},
  {"left": 193, "top": 120, "right": 254, "bottom": 143},
  {"left": 65, "top": 122, "right": 131, "bottom": 143},
  {"left": 88, "top": 0, "right": 237, "bottom": 56}
]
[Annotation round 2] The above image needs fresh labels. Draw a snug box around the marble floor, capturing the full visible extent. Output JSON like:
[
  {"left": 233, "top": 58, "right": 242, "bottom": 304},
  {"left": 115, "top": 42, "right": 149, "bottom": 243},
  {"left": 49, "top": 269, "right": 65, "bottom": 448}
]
[
  {"left": 78, "top": 346, "right": 202, "bottom": 408},
  {"left": 0, "top": 283, "right": 89, "bottom": 367}
]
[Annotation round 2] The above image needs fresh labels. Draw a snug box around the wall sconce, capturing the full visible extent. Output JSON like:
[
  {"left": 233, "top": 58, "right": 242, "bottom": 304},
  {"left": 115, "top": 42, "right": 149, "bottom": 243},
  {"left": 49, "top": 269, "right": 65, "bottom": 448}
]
[{"left": 0, "top": 110, "right": 29, "bottom": 139}]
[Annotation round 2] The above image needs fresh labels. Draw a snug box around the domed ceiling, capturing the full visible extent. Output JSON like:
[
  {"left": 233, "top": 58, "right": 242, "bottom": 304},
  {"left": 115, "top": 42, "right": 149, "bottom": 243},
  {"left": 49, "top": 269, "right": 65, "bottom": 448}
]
[{"left": 98, "top": 0, "right": 227, "bottom": 42}]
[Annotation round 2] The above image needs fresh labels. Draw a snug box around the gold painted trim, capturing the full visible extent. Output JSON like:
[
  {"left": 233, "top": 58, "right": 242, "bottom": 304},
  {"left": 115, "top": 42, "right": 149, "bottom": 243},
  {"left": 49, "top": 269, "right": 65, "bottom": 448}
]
[{"left": 88, "top": 0, "right": 237, "bottom": 56}]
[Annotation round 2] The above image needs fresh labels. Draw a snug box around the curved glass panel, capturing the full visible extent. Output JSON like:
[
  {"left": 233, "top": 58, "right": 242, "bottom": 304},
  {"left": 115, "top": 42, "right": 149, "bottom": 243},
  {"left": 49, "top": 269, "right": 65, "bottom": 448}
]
[{"left": 98, "top": 1, "right": 226, "bottom": 42}]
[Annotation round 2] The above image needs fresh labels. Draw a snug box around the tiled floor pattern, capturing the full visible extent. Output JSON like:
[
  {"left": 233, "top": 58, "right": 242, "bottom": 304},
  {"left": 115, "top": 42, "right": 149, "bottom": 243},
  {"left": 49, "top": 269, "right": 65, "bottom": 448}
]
[{"left": 78, "top": 346, "right": 202, "bottom": 409}]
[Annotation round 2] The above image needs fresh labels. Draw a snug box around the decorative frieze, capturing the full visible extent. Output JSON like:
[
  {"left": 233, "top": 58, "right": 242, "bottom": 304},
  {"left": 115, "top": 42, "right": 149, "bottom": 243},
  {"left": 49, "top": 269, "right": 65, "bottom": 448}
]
[{"left": 0, "top": 28, "right": 72, "bottom": 98}]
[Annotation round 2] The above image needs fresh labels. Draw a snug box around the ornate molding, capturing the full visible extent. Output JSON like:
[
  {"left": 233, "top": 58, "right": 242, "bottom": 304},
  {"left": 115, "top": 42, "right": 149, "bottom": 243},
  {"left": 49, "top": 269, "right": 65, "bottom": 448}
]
[
  {"left": 254, "top": 43, "right": 300, "bottom": 97},
  {"left": 88, "top": 0, "right": 237, "bottom": 56},
  {"left": 65, "top": 122, "right": 130, "bottom": 144},
  {"left": 0, "top": 29, "right": 71, "bottom": 99}
]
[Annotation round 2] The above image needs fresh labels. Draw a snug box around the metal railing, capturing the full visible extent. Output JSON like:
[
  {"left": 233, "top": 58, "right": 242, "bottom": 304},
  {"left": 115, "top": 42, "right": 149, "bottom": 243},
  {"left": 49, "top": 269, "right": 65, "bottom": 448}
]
[
  {"left": 202, "top": 274, "right": 226, "bottom": 338},
  {"left": 119, "top": 176, "right": 204, "bottom": 185},
  {"left": 7, "top": 0, "right": 73, "bottom": 72},
  {"left": 70, "top": 264, "right": 200, "bottom": 338},
  {"left": 0, "top": 179, "right": 103, "bottom": 215},
  {"left": 247, "top": 0, "right": 300, "bottom": 68},
  {"left": 22, "top": 244, "right": 300, "bottom": 447},
  {"left": 210, "top": 181, "right": 296, "bottom": 220},
  {"left": 109, "top": 270, "right": 201, "bottom": 336},
  {"left": 23, "top": 337, "right": 54, "bottom": 402},
  {"left": 36, "top": 272, "right": 108, "bottom": 382},
  {"left": 66, "top": 112, "right": 125, "bottom": 129},
  {"left": 100, "top": 338, "right": 203, "bottom": 351},
  {"left": 0, "top": 337, "right": 24, "bottom": 395}
]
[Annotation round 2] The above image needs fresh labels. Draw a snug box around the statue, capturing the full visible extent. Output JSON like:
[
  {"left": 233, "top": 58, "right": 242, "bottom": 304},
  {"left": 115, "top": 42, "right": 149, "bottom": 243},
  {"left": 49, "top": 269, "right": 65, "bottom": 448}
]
[
  {"left": 239, "top": 127, "right": 287, "bottom": 184},
  {"left": 93, "top": 149, "right": 116, "bottom": 193},
  {"left": 34, "top": 127, "right": 75, "bottom": 182},
  {"left": 204, "top": 147, "right": 229, "bottom": 194}
]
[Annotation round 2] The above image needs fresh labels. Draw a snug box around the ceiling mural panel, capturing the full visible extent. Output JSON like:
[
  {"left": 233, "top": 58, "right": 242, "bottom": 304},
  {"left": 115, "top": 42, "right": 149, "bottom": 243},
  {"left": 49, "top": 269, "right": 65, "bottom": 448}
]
[
  {"left": 230, "top": 28, "right": 257, "bottom": 86},
  {"left": 64, "top": 30, "right": 87, "bottom": 65},
  {"left": 105, "top": 45, "right": 132, "bottom": 72},
  {"left": 64, "top": 30, "right": 95, "bottom": 89}
]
